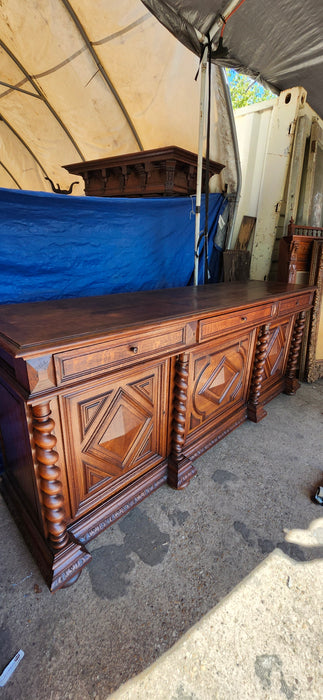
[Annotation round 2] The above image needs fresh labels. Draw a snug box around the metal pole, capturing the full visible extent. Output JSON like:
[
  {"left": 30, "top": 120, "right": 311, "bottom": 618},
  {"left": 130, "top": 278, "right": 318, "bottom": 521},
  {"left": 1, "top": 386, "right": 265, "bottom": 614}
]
[
  {"left": 219, "top": 67, "right": 242, "bottom": 250},
  {"left": 194, "top": 46, "right": 208, "bottom": 286}
]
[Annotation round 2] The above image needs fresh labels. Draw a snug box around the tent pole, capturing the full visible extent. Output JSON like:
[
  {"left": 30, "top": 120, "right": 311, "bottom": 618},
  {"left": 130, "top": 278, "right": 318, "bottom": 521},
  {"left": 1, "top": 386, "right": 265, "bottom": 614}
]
[
  {"left": 194, "top": 47, "right": 208, "bottom": 286},
  {"left": 219, "top": 67, "right": 242, "bottom": 250}
]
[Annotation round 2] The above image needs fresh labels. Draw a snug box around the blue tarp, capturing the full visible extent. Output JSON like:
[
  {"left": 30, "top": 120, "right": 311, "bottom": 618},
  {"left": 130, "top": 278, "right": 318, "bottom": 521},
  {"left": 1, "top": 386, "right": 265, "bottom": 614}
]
[{"left": 0, "top": 187, "right": 225, "bottom": 304}]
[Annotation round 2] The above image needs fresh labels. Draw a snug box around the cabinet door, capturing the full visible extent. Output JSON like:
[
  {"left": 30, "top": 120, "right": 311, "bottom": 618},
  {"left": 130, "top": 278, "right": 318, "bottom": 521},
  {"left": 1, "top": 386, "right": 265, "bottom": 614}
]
[
  {"left": 185, "top": 330, "right": 256, "bottom": 451},
  {"left": 60, "top": 359, "right": 169, "bottom": 520},
  {"left": 260, "top": 317, "right": 293, "bottom": 400}
]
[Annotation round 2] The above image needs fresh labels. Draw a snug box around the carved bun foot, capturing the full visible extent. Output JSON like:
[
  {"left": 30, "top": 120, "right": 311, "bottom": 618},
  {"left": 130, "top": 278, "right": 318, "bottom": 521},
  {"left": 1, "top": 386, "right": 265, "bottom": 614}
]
[
  {"left": 168, "top": 455, "right": 197, "bottom": 490},
  {"left": 247, "top": 403, "right": 267, "bottom": 423},
  {"left": 49, "top": 538, "right": 92, "bottom": 593},
  {"left": 284, "top": 377, "right": 301, "bottom": 395}
]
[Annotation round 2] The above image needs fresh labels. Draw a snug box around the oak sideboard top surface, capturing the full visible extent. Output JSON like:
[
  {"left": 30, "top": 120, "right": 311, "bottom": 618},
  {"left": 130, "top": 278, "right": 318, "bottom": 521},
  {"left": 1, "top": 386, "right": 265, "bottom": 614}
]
[{"left": 0, "top": 281, "right": 316, "bottom": 358}]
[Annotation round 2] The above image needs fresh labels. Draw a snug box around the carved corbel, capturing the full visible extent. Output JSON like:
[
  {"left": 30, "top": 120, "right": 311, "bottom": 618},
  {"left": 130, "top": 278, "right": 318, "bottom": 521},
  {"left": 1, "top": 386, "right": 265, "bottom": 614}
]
[
  {"left": 164, "top": 159, "right": 176, "bottom": 194},
  {"left": 134, "top": 162, "right": 147, "bottom": 191},
  {"left": 119, "top": 165, "right": 128, "bottom": 192}
]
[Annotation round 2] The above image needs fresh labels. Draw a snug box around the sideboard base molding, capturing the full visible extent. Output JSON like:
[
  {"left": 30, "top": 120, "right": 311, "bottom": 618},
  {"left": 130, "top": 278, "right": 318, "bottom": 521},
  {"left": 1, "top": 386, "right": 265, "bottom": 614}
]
[
  {"left": 0, "top": 472, "right": 92, "bottom": 591},
  {"left": 69, "top": 461, "right": 168, "bottom": 545},
  {"left": 1, "top": 461, "right": 168, "bottom": 591},
  {"left": 254, "top": 377, "right": 286, "bottom": 410},
  {"left": 185, "top": 406, "right": 248, "bottom": 462},
  {"left": 167, "top": 455, "right": 197, "bottom": 490},
  {"left": 49, "top": 539, "right": 92, "bottom": 593},
  {"left": 247, "top": 403, "right": 267, "bottom": 423},
  {"left": 284, "top": 377, "right": 301, "bottom": 395}
]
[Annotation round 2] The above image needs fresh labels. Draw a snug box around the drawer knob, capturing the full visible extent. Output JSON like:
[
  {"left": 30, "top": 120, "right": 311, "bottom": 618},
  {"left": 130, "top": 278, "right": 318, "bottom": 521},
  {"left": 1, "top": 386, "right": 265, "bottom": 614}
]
[
  {"left": 129, "top": 345, "right": 138, "bottom": 354},
  {"left": 241, "top": 316, "right": 247, "bottom": 321}
]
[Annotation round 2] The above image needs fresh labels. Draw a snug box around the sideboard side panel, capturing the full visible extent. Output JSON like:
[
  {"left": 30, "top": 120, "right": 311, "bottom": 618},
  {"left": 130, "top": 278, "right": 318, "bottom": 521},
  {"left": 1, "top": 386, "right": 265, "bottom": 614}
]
[{"left": 0, "top": 382, "right": 44, "bottom": 532}]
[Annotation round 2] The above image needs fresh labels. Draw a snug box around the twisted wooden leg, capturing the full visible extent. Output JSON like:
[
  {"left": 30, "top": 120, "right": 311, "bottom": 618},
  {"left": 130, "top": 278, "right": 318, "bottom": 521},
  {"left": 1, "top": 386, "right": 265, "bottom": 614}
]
[
  {"left": 247, "top": 323, "right": 270, "bottom": 422},
  {"left": 32, "top": 403, "right": 91, "bottom": 591},
  {"left": 284, "top": 311, "right": 306, "bottom": 395},
  {"left": 32, "top": 403, "right": 69, "bottom": 550},
  {"left": 168, "top": 354, "right": 196, "bottom": 489}
]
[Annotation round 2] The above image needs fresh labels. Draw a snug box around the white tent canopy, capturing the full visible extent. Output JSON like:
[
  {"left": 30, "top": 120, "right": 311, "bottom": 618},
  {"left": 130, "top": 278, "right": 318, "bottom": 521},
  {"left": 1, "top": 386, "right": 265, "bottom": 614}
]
[
  {"left": 0, "top": 0, "right": 236, "bottom": 194},
  {"left": 143, "top": 0, "right": 323, "bottom": 116},
  {"left": 1, "top": 1, "right": 321, "bottom": 195}
]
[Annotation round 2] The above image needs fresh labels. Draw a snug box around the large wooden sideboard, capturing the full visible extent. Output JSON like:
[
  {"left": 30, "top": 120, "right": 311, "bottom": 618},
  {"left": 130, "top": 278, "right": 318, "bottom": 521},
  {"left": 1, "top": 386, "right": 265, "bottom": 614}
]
[{"left": 0, "top": 282, "right": 315, "bottom": 591}]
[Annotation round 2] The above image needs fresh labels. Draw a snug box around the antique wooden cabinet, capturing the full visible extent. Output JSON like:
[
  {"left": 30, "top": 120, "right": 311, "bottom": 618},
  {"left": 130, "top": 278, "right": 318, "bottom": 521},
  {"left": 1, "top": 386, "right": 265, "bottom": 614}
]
[
  {"left": 277, "top": 220, "right": 323, "bottom": 284},
  {"left": 63, "top": 146, "right": 224, "bottom": 198},
  {"left": 0, "top": 282, "right": 314, "bottom": 591}
]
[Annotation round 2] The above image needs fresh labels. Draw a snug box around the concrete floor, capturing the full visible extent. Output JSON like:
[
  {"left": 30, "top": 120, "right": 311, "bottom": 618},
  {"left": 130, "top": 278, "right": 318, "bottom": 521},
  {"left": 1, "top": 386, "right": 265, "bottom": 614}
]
[{"left": 0, "top": 380, "right": 322, "bottom": 699}]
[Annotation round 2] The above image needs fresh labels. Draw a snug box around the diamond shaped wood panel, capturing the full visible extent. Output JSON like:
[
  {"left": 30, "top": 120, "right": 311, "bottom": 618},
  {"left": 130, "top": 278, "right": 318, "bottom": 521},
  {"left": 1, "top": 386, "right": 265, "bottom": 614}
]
[
  {"left": 263, "top": 322, "right": 289, "bottom": 379},
  {"left": 84, "top": 388, "right": 151, "bottom": 470},
  {"left": 60, "top": 362, "right": 168, "bottom": 519},
  {"left": 188, "top": 333, "right": 254, "bottom": 432}
]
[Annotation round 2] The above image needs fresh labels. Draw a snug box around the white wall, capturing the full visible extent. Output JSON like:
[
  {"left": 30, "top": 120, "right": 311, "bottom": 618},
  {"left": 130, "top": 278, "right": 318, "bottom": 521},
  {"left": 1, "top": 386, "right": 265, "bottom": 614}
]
[
  {"left": 231, "top": 87, "right": 321, "bottom": 280},
  {"left": 232, "top": 99, "right": 275, "bottom": 247}
]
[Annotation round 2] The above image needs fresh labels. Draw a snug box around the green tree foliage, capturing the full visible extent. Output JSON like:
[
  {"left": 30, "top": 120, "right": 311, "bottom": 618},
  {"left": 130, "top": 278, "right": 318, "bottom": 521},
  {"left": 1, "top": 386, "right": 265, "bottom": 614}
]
[{"left": 227, "top": 69, "right": 274, "bottom": 109}]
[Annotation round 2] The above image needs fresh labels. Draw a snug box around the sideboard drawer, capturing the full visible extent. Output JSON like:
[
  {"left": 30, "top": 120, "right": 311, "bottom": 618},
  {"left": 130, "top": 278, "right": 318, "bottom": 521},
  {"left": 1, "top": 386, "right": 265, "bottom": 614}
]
[
  {"left": 278, "top": 292, "right": 313, "bottom": 316},
  {"left": 55, "top": 321, "right": 196, "bottom": 385},
  {"left": 198, "top": 303, "right": 273, "bottom": 342}
]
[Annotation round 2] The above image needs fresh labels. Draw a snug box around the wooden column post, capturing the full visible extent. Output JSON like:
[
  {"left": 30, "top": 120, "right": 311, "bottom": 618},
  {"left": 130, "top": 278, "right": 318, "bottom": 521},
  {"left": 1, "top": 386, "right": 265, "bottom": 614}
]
[
  {"left": 168, "top": 354, "right": 196, "bottom": 489},
  {"left": 284, "top": 311, "right": 306, "bottom": 394},
  {"left": 32, "top": 403, "right": 69, "bottom": 550},
  {"left": 32, "top": 402, "right": 91, "bottom": 591},
  {"left": 247, "top": 323, "right": 271, "bottom": 422}
]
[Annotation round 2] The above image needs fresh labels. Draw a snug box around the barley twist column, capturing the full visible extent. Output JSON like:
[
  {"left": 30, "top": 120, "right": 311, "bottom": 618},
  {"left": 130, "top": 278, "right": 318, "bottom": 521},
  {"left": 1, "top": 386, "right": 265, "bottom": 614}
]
[
  {"left": 32, "top": 402, "right": 69, "bottom": 550},
  {"left": 168, "top": 353, "right": 196, "bottom": 489},
  {"left": 247, "top": 323, "right": 271, "bottom": 422},
  {"left": 284, "top": 311, "right": 306, "bottom": 395},
  {"left": 171, "top": 353, "right": 189, "bottom": 461}
]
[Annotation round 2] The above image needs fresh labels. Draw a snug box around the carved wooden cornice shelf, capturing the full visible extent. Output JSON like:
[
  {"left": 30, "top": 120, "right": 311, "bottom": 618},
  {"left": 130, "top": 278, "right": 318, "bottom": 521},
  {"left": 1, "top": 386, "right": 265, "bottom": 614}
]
[{"left": 63, "top": 146, "right": 224, "bottom": 197}]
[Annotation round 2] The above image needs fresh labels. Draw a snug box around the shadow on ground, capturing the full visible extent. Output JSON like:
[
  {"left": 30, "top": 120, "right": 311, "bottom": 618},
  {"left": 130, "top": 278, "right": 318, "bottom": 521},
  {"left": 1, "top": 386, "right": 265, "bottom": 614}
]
[{"left": 0, "top": 380, "right": 322, "bottom": 699}]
